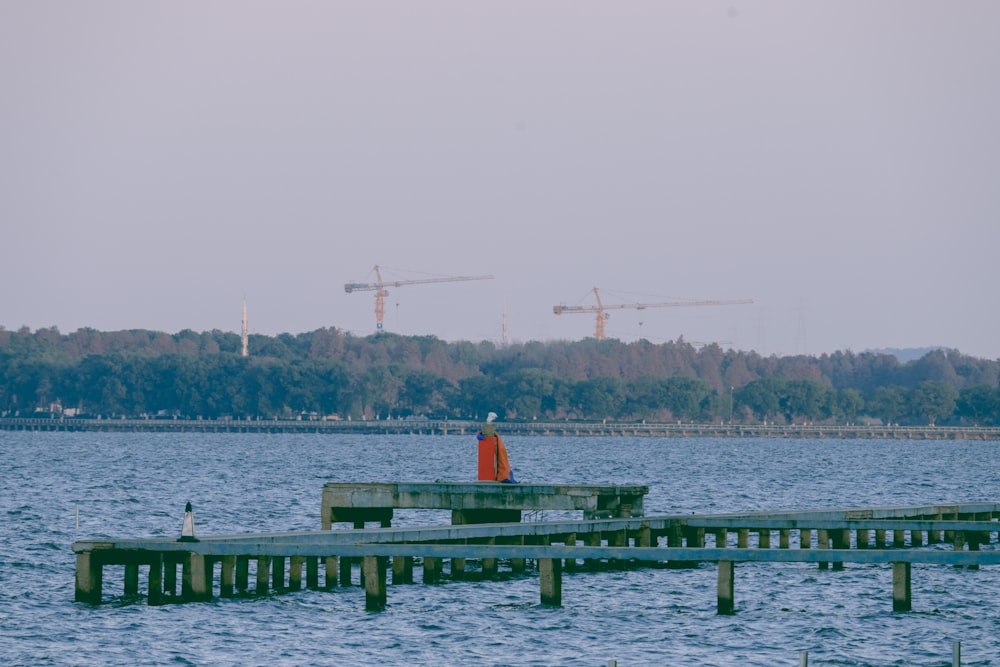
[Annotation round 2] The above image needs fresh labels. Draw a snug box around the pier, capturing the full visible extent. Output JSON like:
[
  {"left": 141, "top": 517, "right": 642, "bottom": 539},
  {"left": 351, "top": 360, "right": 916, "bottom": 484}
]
[
  {"left": 73, "top": 492, "right": 1000, "bottom": 614},
  {"left": 7, "top": 416, "right": 1000, "bottom": 439},
  {"left": 321, "top": 481, "right": 648, "bottom": 528}
]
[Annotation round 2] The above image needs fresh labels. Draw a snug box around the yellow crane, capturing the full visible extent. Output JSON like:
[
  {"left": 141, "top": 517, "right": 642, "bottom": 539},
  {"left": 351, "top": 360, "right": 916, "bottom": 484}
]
[
  {"left": 345, "top": 265, "right": 494, "bottom": 331},
  {"left": 553, "top": 287, "right": 753, "bottom": 341}
]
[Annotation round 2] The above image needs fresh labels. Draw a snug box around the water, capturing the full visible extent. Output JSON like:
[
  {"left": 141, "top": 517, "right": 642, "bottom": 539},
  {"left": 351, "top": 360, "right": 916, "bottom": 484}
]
[{"left": 2, "top": 431, "right": 998, "bottom": 666}]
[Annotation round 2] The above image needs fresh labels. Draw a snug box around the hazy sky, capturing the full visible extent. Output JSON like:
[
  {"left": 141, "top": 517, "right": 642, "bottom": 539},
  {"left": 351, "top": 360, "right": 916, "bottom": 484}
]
[{"left": 2, "top": 2, "right": 998, "bottom": 358}]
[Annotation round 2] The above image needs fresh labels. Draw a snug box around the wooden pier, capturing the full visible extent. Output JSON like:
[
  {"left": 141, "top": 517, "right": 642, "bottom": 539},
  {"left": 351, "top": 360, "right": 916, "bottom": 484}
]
[{"left": 73, "top": 491, "right": 1000, "bottom": 614}]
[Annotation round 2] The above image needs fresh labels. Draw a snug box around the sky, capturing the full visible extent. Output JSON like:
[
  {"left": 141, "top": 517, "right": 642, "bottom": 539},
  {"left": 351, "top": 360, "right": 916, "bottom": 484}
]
[{"left": 2, "top": 2, "right": 998, "bottom": 359}]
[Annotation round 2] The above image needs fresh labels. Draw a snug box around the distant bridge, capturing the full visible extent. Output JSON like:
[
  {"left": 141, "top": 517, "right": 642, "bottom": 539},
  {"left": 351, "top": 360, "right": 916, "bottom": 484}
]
[{"left": 2, "top": 417, "right": 999, "bottom": 439}]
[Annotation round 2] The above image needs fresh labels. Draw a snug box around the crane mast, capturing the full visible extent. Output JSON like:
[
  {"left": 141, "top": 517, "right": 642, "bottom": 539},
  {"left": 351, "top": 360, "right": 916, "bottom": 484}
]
[
  {"left": 553, "top": 287, "right": 753, "bottom": 341},
  {"left": 345, "top": 265, "right": 494, "bottom": 331}
]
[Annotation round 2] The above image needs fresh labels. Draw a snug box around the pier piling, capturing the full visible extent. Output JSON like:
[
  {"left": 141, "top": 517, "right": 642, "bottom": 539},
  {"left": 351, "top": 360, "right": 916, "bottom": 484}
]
[{"left": 717, "top": 561, "right": 735, "bottom": 615}]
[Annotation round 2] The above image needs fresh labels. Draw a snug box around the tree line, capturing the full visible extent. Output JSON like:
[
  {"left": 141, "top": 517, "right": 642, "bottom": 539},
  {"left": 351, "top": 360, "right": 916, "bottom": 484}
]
[{"left": 1, "top": 325, "right": 998, "bottom": 426}]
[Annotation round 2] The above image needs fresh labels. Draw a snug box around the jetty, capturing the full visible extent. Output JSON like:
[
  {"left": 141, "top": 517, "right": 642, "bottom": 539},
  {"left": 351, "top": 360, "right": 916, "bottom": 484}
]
[
  {"left": 8, "top": 416, "right": 1000, "bottom": 439},
  {"left": 73, "top": 484, "right": 1000, "bottom": 614},
  {"left": 320, "top": 481, "right": 648, "bottom": 528}
]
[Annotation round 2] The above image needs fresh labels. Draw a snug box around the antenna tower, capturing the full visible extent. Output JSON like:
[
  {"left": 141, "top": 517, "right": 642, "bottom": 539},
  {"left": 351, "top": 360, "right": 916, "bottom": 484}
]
[
  {"left": 502, "top": 302, "right": 508, "bottom": 347},
  {"left": 241, "top": 297, "right": 249, "bottom": 358}
]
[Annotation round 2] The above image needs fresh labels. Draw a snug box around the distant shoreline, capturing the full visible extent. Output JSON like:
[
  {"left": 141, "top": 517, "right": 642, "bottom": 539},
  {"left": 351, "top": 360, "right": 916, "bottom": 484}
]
[{"left": 2, "top": 417, "right": 998, "bottom": 440}]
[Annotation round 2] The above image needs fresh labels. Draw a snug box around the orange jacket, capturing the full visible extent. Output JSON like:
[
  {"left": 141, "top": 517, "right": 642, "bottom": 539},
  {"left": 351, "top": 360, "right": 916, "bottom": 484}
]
[{"left": 477, "top": 432, "right": 515, "bottom": 482}]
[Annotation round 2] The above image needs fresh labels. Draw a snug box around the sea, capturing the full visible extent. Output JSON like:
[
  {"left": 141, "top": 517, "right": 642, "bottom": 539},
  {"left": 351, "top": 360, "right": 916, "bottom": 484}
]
[{"left": 2, "top": 431, "right": 998, "bottom": 666}]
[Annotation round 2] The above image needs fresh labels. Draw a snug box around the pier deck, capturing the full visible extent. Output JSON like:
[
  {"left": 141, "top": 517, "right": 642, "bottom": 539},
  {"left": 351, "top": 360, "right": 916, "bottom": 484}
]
[{"left": 320, "top": 481, "right": 648, "bottom": 529}]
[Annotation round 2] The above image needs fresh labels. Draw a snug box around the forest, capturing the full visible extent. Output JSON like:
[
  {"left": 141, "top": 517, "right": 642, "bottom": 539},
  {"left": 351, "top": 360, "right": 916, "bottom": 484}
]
[{"left": 1, "top": 325, "right": 999, "bottom": 426}]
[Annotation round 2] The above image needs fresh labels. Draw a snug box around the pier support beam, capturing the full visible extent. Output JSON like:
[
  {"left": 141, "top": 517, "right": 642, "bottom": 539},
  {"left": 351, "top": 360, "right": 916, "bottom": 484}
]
[
  {"left": 125, "top": 563, "right": 139, "bottom": 595},
  {"left": 340, "top": 555, "right": 353, "bottom": 586},
  {"left": 563, "top": 533, "right": 578, "bottom": 571},
  {"left": 799, "top": 529, "right": 812, "bottom": 549},
  {"left": 307, "top": 556, "right": 319, "bottom": 589},
  {"left": 148, "top": 554, "right": 163, "bottom": 605},
  {"left": 164, "top": 559, "right": 178, "bottom": 597},
  {"left": 272, "top": 556, "right": 286, "bottom": 591},
  {"left": 363, "top": 555, "right": 388, "bottom": 611},
  {"left": 256, "top": 557, "right": 271, "bottom": 594},
  {"left": 539, "top": 557, "right": 562, "bottom": 606},
  {"left": 511, "top": 536, "right": 528, "bottom": 573},
  {"left": 324, "top": 556, "right": 338, "bottom": 588},
  {"left": 220, "top": 556, "right": 236, "bottom": 597},
  {"left": 75, "top": 551, "right": 102, "bottom": 603},
  {"left": 718, "top": 561, "right": 735, "bottom": 615},
  {"left": 585, "top": 532, "right": 603, "bottom": 570},
  {"left": 423, "top": 557, "right": 442, "bottom": 584},
  {"left": 289, "top": 556, "right": 304, "bottom": 590},
  {"left": 392, "top": 556, "right": 414, "bottom": 584},
  {"left": 236, "top": 556, "right": 250, "bottom": 592},
  {"left": 831, "top": 530, "right": 849, "bottom": 571},
  {"left": 482, "top": 538, "right": 498, "bottom": 577},
  {"left": 182, "top": 553, "right": 209, "bottom": 602},
  {"left": 892, "top": 562, "right": 911, "bottom": 612}
]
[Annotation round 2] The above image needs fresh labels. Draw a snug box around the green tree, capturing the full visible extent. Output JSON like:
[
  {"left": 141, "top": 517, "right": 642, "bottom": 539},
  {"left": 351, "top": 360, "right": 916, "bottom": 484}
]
[
  {"left": 834, "top": 388, "right": 865, "bottom": 422},
  {"left": 573, "top": 376, "right": 626, "bottom": 420},
  {"left": 781, "top": 380, "right": 835, "bottom": 423},
  {"left": 909, "top": 380, "right": 959, "bottom": 426},
  {"left": 956, "top": 385, "right": 1000, "bottom": 425},
  {"left": 737, "top": 378, "right": 783, "bottom": 422},
  {"left": 867, "top": 386, "right": 909, "bottom": 425}
]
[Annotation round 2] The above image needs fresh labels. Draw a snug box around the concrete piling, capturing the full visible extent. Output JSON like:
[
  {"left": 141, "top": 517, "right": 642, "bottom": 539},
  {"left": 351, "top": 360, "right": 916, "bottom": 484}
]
[
  {"left": 324, "top": 556, "right": 338, "bottom": 588},
  {"left": 392, "top": 555, "right": 414, "bottom": 583},
  {"left": 164, "top": 559, "right": 178, "bottom": 597},
  {"left": 717, "top": 561, "right": 735, "bottom": 615},
  {"left": 289, "top": 556, "right": 304, "bottom": 590},
  {"left": 272, "top": 556, "right": 285, "bottom": 591},
  {"left": 539, "top": 557, "right": 562, "bottom": 606},
  {"left": 306, "top": 556, "right": 320, "bottom": 589},
  {"left": 124, "top": 563, "right": 139, "bottom": 595},
  {"left": 220, "top": 555, "right": 236, "bottom": 597},
  {"left": 892, "top": 561, "right": 911, "bottom": 612},
  {"left": 236, "top": 556, "right": 250, "bottom": 592},
  {"left": 256, "top": 557, "right": 270, "bottom": 594},
  {"left": 423, "top": 556, "right": 443, "bottom": 584},
  {"left": 148, "top": 554, "right": 163, "bottom": 605},
  {"left": 181, "top": 553, "right": 209, "bottom": 602},
  {"left": 75, "top": 551, "right": 102, "bottom": 603},
  {"left": 363, "top": 555, "right": 388, "bottom": 611}
]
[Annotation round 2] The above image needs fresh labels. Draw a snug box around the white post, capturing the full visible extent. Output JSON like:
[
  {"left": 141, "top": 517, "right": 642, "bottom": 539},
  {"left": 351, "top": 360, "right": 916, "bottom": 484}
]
[
  {"left": 953, "top": 640, "right": 961, "bottom": 667},
  {"left": 800, "top": 650, "right": 808, "bottom": 666}
]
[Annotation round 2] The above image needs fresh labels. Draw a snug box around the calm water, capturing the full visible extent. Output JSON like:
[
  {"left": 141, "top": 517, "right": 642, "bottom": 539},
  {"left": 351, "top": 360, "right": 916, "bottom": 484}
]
[{"left": 2, "top": 431, "right": 998, "bottom": 666}]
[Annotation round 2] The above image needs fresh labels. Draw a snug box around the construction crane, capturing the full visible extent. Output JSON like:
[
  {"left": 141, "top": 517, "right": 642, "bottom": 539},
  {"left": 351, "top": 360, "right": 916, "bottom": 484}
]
[
  {"left": 553, "top": 287, "right": 753, "bottom": 341},
  {"left": 345, "top": 265, "right": 494, "bottom": 331}
]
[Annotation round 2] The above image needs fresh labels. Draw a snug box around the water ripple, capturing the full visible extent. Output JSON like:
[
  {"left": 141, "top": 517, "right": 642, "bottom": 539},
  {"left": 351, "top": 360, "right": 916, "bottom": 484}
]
[{"left": 2, "top": 432, "right": 999, "bottom": 665}]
